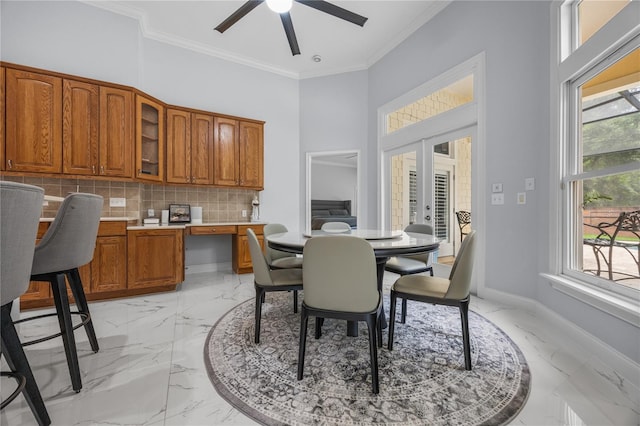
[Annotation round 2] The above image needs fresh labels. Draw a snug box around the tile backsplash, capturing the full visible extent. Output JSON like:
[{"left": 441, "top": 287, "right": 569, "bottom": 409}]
[{"left": 1, "top": 176, "right": 258, "bottom": 223}]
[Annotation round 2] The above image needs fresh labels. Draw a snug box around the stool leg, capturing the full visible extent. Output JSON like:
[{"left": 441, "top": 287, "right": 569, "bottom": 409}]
[
  {"left": 51, "top": 273, "right": 82, "bottom": 392},
  {"left": 67, "top": 269, "right": 99, "bottom": 353},
  {"left": 1, "top": 305, "right": 51, "bottom": 425}
]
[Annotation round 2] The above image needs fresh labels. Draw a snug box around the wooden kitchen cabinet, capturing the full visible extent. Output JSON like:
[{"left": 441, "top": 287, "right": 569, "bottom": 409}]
[
  {"left": 232, "top": 224, "right": 264, "bottom": 274},
  {"left": 166, "top": 108, "right": 214, "bottom": 185},
  {"left": 213, "top": 116, "right": 239, "bottom": 187},
  {"left": 127, "top": 228, "right": 184, "bottom": 289},
  {"left": 214, "top": 117, "right": 264, "bottom": 189},
  {"left": 1, "top": 67, "right": 5, "bottom": 171},
  {"left": 135, "top": 94, "right": 164, "bottom": 182},
  {"left": 239, "top": 120, "right": 264, "bottom": 189},
  {"left": 5, "top": 69, "right": 62, "bottom": 173},
  {"left": 62, "top": 79, "right": 99, "bottom": 175},
  {"left": 99, "top": 86, "right": 133, "bottom": 178}
]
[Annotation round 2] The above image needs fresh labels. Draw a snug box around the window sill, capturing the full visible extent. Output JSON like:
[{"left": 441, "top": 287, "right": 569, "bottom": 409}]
[{"left": 540, "top": 273, "right": 640, "bottom": 327}]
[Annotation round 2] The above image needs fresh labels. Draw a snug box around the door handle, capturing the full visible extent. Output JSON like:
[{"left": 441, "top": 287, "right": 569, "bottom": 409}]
[{"left": 425, "top": 215, "right": 431, "bottom": 221}]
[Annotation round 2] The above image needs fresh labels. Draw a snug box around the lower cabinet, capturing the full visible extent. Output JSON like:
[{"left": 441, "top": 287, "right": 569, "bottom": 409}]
[
  {"left": 233, "top": 225, "right": 264, "bottom": 274},
  {"left": 127, "top": 228, "right": 184, "bottom": 289}
]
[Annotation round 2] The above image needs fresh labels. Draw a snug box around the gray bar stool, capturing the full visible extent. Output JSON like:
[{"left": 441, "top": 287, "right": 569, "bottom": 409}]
[
  {"left": 17, "top": 193, "right": 103, "bottom": 393},
  {"left": 0, "top": 181, "right": 51, "bottom": 425}
]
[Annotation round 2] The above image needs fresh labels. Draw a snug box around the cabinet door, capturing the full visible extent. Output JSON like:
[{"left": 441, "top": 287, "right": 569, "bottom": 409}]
[
  {"left": 166, "top": 108, "right": 191, "bottom": 184},
  {"left": 191, "top": 113, "right": 214, "bottom": 185},
  {"left": 1, "top": 67, "right": 5, "bottom": 171},
  {"left": 63, "top": 79, "right": 99, "bottom": 175},
  {"left": 213, "top": 116, "right": 239, "bottom": 186},
  {"left": 239, "top": 121, "right": 264, "bottom": 189},
  {"left": 136, "top": 95, "right": 164, "bottom": 182},
  {"left": 5, "top": 69, "right": 62, "bottom": 173},
  {"left": 99, "top": 86, "right": 133, "bottom": 177},
  {"left": 128, "top": 229, "right": 184, "bottom": 289},
  {"left": 91, "top": 236, "right": 127, "bottom": 293}
]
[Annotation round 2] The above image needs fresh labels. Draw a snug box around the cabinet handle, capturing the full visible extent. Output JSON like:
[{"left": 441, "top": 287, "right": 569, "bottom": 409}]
[
  {"left": 186, "top": 177, "right": 190, "bottom": 183},
  {"left": 92, "top": 165, "right": 96, "bottom": 174},
  {"left": 7, "top": 159, "right": 12, "bottom": 169},
  {"left": 100, "top": 165, "right": 105, "bottom": 175},
  {"left": 138, "top": 169, "right": 142, "bottom": 176}
]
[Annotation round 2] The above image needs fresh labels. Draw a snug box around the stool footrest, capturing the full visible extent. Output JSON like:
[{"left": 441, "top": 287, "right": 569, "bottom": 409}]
[{"left": 15, "top": 311, "right": 91, "bottom": 347}]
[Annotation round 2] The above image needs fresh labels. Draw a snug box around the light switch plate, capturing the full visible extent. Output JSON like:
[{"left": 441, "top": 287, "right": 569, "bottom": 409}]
[
  {"left": 491, "top": 193, "right": 504, "bottom": 205},
  {"left": 525, "top": 177, "right": 535, "bottom": 191},
  {"left": 492, "top": 183, "right": 503, "bottom": 193},
  {"left": 517, "top": 192, "right": 526, "bottom": 204},
  {"left": 110, "top": 197, "right": 126, "bottom": 207}
]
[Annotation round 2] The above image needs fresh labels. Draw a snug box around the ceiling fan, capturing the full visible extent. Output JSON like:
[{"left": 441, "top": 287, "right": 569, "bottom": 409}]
[{"left": 215, "top": 0, "right": 368, "bottom": 56}]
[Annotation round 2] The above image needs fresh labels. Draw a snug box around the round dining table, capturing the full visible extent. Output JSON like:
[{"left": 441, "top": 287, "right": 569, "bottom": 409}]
[{"left": 266, "top": 229, "right": 440, "bottom": 336}]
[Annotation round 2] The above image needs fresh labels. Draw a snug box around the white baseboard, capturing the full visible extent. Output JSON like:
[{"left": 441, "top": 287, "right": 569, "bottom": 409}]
[
  {"left": 185, "top": 262, "right": 232, "bottom": 275},
  {"left": 483, "top": 287, "right": 640, "bottom": 390}
]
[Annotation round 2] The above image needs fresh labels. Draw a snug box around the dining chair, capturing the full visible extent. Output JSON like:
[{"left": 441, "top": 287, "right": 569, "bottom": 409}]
[
  {"left": 388, "top": 230, "right": 477, "bottom": 370},
  {"left": 0, "top": 181, "right": 51, "bottom": 425},
  {"left": 298, "top": 235, "right": 383, "bottom": 394},
  {"left": 385, "top": 224, "right": 434, "bottom": 323},
  {"left": 263, "top": 223, "right": 303, "bottom": 269},
  {"left": 247, "top": 228, "right": 303, "bottom": 344},
  {"left": 17, "top": 193, "right": 103, "bottom": 392},
  {"left": 320, "top": 221, "right": 351, "bottom": 233},
  {"left": 455, "top": 211, "right": 472, "bottom": 242}
]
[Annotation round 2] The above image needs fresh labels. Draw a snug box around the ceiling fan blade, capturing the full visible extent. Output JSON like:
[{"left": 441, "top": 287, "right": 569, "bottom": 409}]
[
  {"left": 215, "top": 0, "right": 264, "bottom": 33},
  {"left": 295, "top": 0, "right": 367, "bottom": 27},
  {"left": 280, "top": 12, "right": 301, "bottom": 56}
]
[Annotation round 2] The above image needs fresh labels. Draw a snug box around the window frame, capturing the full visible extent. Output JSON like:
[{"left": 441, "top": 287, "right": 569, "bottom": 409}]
[{"left": 549, "top": 0, "right": 640, "bottom": 324}]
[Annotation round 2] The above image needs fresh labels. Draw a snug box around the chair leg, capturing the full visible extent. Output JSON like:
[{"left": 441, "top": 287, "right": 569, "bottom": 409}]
[
  {"left": 254, "top": 287, "right": 265, "bottom": 344},
  {"left": 459, "top": 299, "right": 472, "bottom": 370},
  {"left": 50, "top": 273, "right": 82, "bottom": 392},
  {"left": 314, "top": 317, "right": 323, "bottom": 339},
  {"left": 365, "top": 315, "right": 379, "bottom": 394},
  {"left": 1, "top": 305, "right": 51, "bottom": 426},
  {"left": 376, "top": 311, "right": 383, "bottom": 348},
  {"left": 67, "top": 269, "right": 99, "bottom": 353},
  {"left": 293, "top": 290, "right": 298, "bottom": 314},
  {"left": 388, "top": 291, "right": 397, "bottom": 351},
  {"left": 297, "top": 308, "right": 309, "bottom": 381},
  {"left": 400, "top": 298, "right": 407, "bottom": 324}
]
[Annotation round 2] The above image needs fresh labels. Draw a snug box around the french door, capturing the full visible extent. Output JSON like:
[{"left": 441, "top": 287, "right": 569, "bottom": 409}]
[{"left": 385, "top": 130, "right": 472, "bottom": 258}]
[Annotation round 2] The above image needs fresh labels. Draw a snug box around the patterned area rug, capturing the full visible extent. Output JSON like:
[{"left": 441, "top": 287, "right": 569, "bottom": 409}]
[{"left": 204, "top": 292, "right": 530, "bottom": 425}]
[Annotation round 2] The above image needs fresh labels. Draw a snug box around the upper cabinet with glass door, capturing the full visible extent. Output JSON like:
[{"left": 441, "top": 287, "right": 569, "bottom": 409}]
[{"left": 135, "top": 94, "right": 165, "bottom": 182}]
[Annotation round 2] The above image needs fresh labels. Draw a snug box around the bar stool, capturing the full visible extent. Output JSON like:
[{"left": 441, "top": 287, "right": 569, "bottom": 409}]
[
  {"left": 17, "top": 193, "right": 103, "bottom": 393},
  {"left": 0, "top": 181, "right": 51, "bottom": 425}
]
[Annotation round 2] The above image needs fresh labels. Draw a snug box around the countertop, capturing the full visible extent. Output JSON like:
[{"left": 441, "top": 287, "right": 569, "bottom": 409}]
[{"left": 39, "top": 217, "right": 266, "bottom": 230}]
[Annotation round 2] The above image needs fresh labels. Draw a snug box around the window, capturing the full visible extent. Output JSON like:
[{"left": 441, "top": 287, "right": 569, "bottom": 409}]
[{"left": 559, "top": 1, "right": 639, "bottom": 298}]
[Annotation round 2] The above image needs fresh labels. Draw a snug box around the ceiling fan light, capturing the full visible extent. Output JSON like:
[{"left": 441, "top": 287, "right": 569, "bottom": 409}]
[{"left": 266, "top": 0, "right": 292, "bottom": 14}]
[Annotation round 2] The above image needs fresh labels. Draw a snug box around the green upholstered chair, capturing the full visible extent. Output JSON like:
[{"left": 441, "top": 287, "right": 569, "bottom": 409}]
[
  {"left": 247, "top": 228, "right": 303, "bottom": 344},
  {"left": 298, "top": 235, "right": 382, "bottom": 394},
  {"left": 388, "top": 230, "right": 477, "bottom": 371},
  {"left": 263, "top": 223, "right": 303, "bottom": 269},
  {"left": 385, "top": 223, "right": 435, "bottom": 323}
]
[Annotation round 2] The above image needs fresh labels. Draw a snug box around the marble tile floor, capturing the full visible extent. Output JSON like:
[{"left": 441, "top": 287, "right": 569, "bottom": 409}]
[{"left": 1, "top": 268, "right": 638, "bottom": 426}]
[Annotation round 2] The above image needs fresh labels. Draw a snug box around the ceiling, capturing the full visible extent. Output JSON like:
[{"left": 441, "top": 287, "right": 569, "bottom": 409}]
[{"left": 85, "top": 0, "right": 450, "bottom": 79}]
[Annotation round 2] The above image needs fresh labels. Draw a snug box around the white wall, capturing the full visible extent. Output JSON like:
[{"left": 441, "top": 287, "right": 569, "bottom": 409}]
[{"left": 310, "top": 162, "right": 357, "bottom": 209}]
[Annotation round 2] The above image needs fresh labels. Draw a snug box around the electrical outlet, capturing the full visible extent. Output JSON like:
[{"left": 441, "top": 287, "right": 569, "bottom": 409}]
[
  {"left": 110, "top": 197, "right": 126, "bottom": 207},
  {"left": 242, "top": 210, "right": 247, "bottom": 218},
  {"left": 517, "top": 192, "right": 526, "bottom": 205},
  {"left": 491, "top": 193, "right": 504, "bottom": 205},
  {"left": 525, "top": 177, "right": 535, "bottom": 191}
]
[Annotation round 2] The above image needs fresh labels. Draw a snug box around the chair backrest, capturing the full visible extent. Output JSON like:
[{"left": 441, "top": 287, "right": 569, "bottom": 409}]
[
  {"left": 263, "top": 223, "right": 294, "bottom": 262},
  {"left": 31, "top": 193, "right": 103, "bottom": 275},
  {"left": 403, "top": 224, "right": 434, "bottom": 265},
  {"left": 320, "top": 221, "right": 351, "bottom": 233},
  {"left": 247, "top": 228, "right": 273, "bottom": 286},
  {"left": 303, "top": 236, "right": 378, "bottom": 312},
  {"left": 446, "top": 230, "right": 477, "bottom": 300},
  {"left": 1, "top": 182, "right": 45, "bottom": 305}
]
